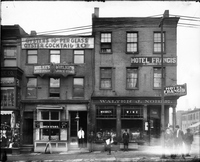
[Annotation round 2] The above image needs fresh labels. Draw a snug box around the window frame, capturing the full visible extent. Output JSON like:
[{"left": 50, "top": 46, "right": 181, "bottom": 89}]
[
  {"left": 73, "top": 77, "right": 84, "bottom": 98},
  {"left": 73, "top": 50, "right": 85, "bottom": 64},
  {"left": 27, "top": 50, "right": 38, "bottom": 64},
  {"left": 50, "top": 50, "right": 60, "bottom": 63},
  {"left": 100, "top": 32, "right": 112, "bottom": 54},
  {"left": 153, "top": 67, "right": 165, "bottom": 89},
  {"left": 126, "top": 67, "right": 139, "bottom": 89},
  {"left": 100, "top": 68, "right": 112, "bottom": 90},
  {"left": 153, "top": 32, "right": 166, "bottom": 54},
  {"left": 3, "top": 46, "right": 17, "bottom": 67},
  {"left": 126, "top": 32, "right": 139, "bottom": 54},
  {"left": 26, "top": 77, "right": 37, "bottom": 98},
  {"left": 49, "top": 78, "right": 60, "bottom": 98}
]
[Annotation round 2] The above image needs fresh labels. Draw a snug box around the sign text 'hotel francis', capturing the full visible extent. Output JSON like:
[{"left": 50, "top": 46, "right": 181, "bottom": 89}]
[
  {"left": 131, "top": 57, "right": 177, "bottom": 66},
  {"left": 21, "top": 37, "right": 94, "bottom": 49}
]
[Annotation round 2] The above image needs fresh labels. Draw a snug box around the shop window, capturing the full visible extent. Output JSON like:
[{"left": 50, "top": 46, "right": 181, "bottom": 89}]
[
  {"left": 126, "top": 68, "right": 138, "bottom": 89},
  {"left": 49, "top": 78, "right": 60, "bottom": 97},
  {"left": 153, "top": 67, "right": 165, "bottom": 89},
  {"left": 1, "top": 87, "right": 15, "bottom": 107},
  {"left": 100, "top": 33, "right": 112, "bottom": 53},
  {"left": 73, "top": 78, "right": 84, "bottom": 98},
  {"left": 100, "top": 68, "right": 112, "bottom": 89},
  {"left": 26, "top": 78, "right": 37, "bottom": 98},
  {"left": 153, "top": 32, "right": 165, "bottom": 53},
  {"left": 126, "top": 32, "right": 138, "bottom": 53},
  {"left": 74, "top": 50, "right": 84, "bottom": 64},
  {"left": 50, "top": 50, "right": 60, "bottom": 63},
  {"left": 27, "top": 50, "right": 38, "bottom": 64},
  {"left": 121, "top": 106, "right": 143, "bottom": 118},
  {"left": 96, "top": 106, "right": 116, "bottom": 118},
  {"left": 3, "top": 46, "right": 17, "bottom": 67}
]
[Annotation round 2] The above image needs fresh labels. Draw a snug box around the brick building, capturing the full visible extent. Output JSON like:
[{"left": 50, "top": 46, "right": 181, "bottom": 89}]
[{"left": 90, "top": 8, "right": 179, "bottom": 147}]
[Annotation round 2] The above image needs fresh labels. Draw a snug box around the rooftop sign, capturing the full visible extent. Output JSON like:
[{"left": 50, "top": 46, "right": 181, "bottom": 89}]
[
  {"left": 22, "top": 37, "right": 94, "bottom": 49},
  {"left": 164, "top": 83, "right": 187, "bottom": 96},
  {"left": 131, "top": 57, "right": 177, "bottom": 66}
]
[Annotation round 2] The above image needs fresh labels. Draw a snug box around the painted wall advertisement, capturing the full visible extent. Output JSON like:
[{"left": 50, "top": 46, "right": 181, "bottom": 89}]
[{"left": 22, "top": 37, "right": 94, "bottom": 49}]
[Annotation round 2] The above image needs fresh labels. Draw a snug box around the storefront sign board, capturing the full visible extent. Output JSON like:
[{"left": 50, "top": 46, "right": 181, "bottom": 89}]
[{"left": 164, "top": 83, "right": 187, "bottom": 96}]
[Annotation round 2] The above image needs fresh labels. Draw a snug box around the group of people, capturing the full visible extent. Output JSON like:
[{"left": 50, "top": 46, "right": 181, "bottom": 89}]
[{"left": 164, "top": 125, "right": 194, "bottom": 158}]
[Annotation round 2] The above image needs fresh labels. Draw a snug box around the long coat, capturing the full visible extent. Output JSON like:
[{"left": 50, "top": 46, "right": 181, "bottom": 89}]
[{"left": 123, "top": 133, "right": 129, "bottom": 145}]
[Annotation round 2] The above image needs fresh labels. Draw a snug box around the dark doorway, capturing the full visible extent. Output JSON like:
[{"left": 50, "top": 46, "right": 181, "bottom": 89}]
[{"left": 23, "top": 112, "right": 33, "bottom": 144}]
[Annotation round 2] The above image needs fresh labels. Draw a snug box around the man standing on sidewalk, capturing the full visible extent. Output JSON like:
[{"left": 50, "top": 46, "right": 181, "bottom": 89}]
[
  {"left": 173, "top": 125, "right": 184, "bottom": 158},
  {"left": 122, "top": 129, "right": 129, "bottom": 151},
  {"left": 78, "top": 127, "right": 85, "bottom": 148}
]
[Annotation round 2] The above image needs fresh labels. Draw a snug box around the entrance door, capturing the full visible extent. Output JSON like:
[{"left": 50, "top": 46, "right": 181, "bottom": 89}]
[
  {"left": 23, "top": 112, "right": 33, "bottom": 144},
  {"left": 69, "top": 111, "right": 87, "bottom": 149}
]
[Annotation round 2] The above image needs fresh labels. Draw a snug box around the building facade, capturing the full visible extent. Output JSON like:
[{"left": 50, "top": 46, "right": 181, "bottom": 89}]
[
  {"left": 90, "top": 8, "right": 179, "bottom": 146},
  {"left": 20, "top": 34, "right": 94, "bottom": 152},
  {"left": 1, "top": 25, "right": 28, "bottom": 153}
]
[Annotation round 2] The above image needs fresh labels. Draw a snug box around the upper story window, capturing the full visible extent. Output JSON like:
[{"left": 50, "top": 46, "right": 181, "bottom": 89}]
[
  {"left": 74, "top": 50, "right": 84, "bottom": 64},
  {"left": 73, "top": 78, "right": 84, "bottom": 98},
  {"left": 153, "top": 32, "right": 165, "bottom": 53},
  {"left": 100, "top": 33, "right": 112, "bottom": 53},
  {"left": 49, "top": 78, "right": 60, "bottom": 97},
  {"left": 100, "top": 68, "right": 112, "bottom": 89},
  {"left": 3, "top": 46, "right": 17, "bottom": 67},
  {"left": 153, "top": 67, "right": 165, "bottom": 89},
  {"left": 126, "top": 32, "right": 138, "bottom": 53},
  {"left": 126, "top": 68, "right": 138, "bottom": 89},
  {"left": 27, "top": 50, "right": 38, "bottom": 64},
  {"left": 50, "top": 50, "right": 60, "bottom": 63},
  {"left": 1, "top": 87, "right": 15, "bottom": 107},
  {"left": 26, "top": 78, "right": 37, "bottom": 98}
]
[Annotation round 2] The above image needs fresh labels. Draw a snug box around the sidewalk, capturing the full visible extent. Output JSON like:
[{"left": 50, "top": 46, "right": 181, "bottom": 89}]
[{"left": 6, "top": 145, "right": 200, "bottom": 162}]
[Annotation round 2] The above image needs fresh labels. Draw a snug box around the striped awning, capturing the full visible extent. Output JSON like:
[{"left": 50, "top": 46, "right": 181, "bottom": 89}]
[{"left": 0, "top": 111, "right": 13, "bottom": 115}]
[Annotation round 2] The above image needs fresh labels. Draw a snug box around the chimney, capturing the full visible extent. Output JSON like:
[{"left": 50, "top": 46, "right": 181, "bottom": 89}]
[
  {"left": 163, "top": 10, "right": 169, "bottom": 17},
  {"left": 30, "top": 30, "right": 37, "bottom": 36},
  {"left": 94, "top": 7, "right": 99, "bottom": 18}
]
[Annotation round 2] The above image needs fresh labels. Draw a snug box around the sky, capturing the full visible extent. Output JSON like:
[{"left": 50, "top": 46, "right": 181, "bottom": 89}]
[{"left": 1, "top": 1, "right": 200, "bottom": 111}]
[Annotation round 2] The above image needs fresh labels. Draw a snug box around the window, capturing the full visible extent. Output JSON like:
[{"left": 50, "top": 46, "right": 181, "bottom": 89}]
[
  {"left": 27, "top": 50, "right": 37, "bottom": 64},
  {"left": 50, "top": 50, "right": 60, "bottom": 63},
  {"left": 126, "top": 68, "right": 138, "bottom": 89},
  {"left": 73, "top": 78, "right": 84, "bottom": 98},
  {"left": 26, "top": 78, "right": 37, "bottom": 98},
  {"left": 100, "top": 68, "right": 112, "bottom": 89},
  {"left": 154, "top": 32, "right": 165, "bottom": 53},
  {"left": 126, "top": 32, "right": 138, "bottom": 53},
  {"left": 49, "top": 78, "right": 60, "bottom": 97},
  {"left": 100, "top": 33, "right": 112, "bottom": 53},
  {"left": 3, "top": 46, "right": 17, "bottom": 67},
  {"left": 1, "top": 87, "right": 15, "bottom": 107},
  {"left": 74, "top": 50, "right": 84, "bottom": 64},
  {"left": 153, "top": 67, "right": 165, "bottom": 88}
]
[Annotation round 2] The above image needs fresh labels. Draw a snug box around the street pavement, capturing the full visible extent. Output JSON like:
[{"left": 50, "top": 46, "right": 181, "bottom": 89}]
[{"left": 6, "top": 145, "right": 200, "bottom": 162}]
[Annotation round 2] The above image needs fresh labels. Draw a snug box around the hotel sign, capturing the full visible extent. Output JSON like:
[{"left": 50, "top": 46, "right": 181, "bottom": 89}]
[
  {"left": 131, "top": 57, "right": 177, "bottom": 66},
  {"left": 164, "top": 84, "right": 187, "bottom": 96},
  {"left": 34, "top": 63, "right": 75, "bottom": 77},
  {"left": 22, "top": 37, "right": 94, "bottom": 49}
]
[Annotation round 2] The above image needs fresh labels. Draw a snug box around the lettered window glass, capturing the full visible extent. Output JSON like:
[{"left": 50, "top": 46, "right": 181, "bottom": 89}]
[
  {"left": 4, "top": 46, "right": 17, "bottom": 67},
  {"left": 153, "top": 68, "right": 165, "bottom": 88},
  {"left": 100, "top": 33, "right": 112, "bottom": 53},
  {"left": 73, "top": 78, "right": 84, "bottom": 98},
  {"left": 154, "top": 32, "right": 165, "bottom": 53},
  {"left": 50, "top": 50, "right": 60, "bottom": 63},
  {"left": 127, "top": 32, "right": 138, "bottom": 53},
  {"left": 1, "top": 87, "right": 15, "bottom": 107},
  {"left": 100, "top": 68, "right": 112, "bottom": 89},
  {"left": 27, "top": 50, "right": 38, "bottom": 64},
  {"left": 26, "top": 78, "right": 37, "bottom": 98},
  {"left": 127, "top": 68, "right": 138, "bottom": 89},
  {"left": 49, "top": 78, "right": 60, "bottom": 97},
  {"left": 74, "top": 50, "right": 84, "bottom": 64}
]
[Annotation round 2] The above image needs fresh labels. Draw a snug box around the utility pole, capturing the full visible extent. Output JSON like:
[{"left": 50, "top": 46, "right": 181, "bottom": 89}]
[{"left": 159, "top": 10, "right": 169, "bottom": 158}]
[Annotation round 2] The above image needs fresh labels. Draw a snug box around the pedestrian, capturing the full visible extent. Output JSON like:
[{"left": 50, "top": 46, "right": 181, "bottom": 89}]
[
  {"left": 173, "top": 125, "right": 184, "bottom": 158},
  {"left": 184, "top": 128, "right": 194, "bottom": 156},
  {"left": 77, "top": 127, "right": 84, "bottom": 148},
  {"left": 122, "top": 129, "right": 129, "bottom": 151},
  {"left": 164, "top": 127, "right": 173, "bottom": 156},
  {"left": 105, "top": 131, "right": 113, "bottom": 155},
  {"left": 88, "top": 131, "right": 95, "bottom": 152}
]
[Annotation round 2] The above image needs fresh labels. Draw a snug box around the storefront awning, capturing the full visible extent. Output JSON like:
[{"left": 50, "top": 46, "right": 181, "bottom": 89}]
[
  {"left": 189, "top": 122, "right": 200, "bottom": 128},
  {"left": 0, "top": 111, "right": 13, "bottom": 115},
  {"left": 36, "top": 105, "right": 63, "bottom": 110}
]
